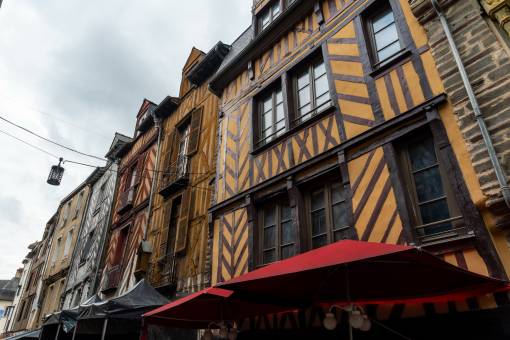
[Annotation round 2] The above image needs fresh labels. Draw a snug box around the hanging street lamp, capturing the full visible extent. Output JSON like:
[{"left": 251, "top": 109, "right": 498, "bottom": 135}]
[{"left": 47, "top": 158, "right": 65, "bottom": 186}]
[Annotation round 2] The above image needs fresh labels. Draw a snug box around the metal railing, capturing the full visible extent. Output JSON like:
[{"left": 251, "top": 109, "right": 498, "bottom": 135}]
[
  {"left": 148, "top": 253, "right": 177, "bottom": 288},
  {"left": 160, "top": 155, "right": 189, "bottom": 190},
  {"left": 102, "top": 265, "right": 122, "bottom": 291}
]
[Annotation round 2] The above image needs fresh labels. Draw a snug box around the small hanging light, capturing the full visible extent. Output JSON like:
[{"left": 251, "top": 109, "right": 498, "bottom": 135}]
[{"left": 47, "top": 158, "right": 65, "bottom": 186}]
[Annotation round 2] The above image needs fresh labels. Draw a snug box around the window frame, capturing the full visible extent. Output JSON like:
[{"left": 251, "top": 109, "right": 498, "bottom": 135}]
[
  {"left": 257, "top": 0, "right": 283, "bottom": 33},
  {"left": 304, "top": 178, "right": 350, "bottom": 249},
  {"left": 362, "top": 0, "right": 406, "bottom": 69},
  {"left": 290, "top": 54, "right": 332, "bottom": 127},
  {"left": 396, "top": 131, "right": 464, "bottom": 244},
  {"left": 256, "top": 197, "right": 296, "bottom": 266},
  {"left": 254, "top": 82, "right": 287, "bottom": 147}
]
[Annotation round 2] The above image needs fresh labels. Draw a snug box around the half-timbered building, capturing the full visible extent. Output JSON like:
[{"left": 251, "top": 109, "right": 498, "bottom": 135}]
[
  {"left": 146, "top": 44, "right": 229, "bottom": 297},
  {"left": 207, "top": 0, "right": 510, "bottom": 337},
  {"left": 98, "top": 100, "right": 160, "bottom": 298},
  {"left": 61, "top": 158, "right": 119, "bottom": 309}
]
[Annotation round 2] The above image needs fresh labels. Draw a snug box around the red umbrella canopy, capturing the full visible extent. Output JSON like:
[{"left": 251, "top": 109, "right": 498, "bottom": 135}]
[
  {"left": 217, "top": 240, "right": 508, "bottom": 305},
  {"left": 143, "top": 287, "right": 298, "bottom": 329}
]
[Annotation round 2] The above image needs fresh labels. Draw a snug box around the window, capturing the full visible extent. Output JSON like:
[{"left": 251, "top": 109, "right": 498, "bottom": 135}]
[
  {"left": 74, "top": 191, "right": 84, "bottom": 219},
  {"left": 63, "top": 229, "right": 74, "bottom": 258},
  {"left": 61, "top": 201, "right": 71, "bottom": 227},
  {"left": 364, "top": 2, "right": 403, "bottom": 67},
  {"left": 256, "top": 86, "right": 286, "bottom": 146},
  {"left": 259, "top": 0, "right": 281, "bottom": 32},
  {"left": 166, "top": 197, "right": 182, "bottom": 255},
  {"left": 258, "top": 199, "right": 296, "bottom": 265},
  {"left": 113, "top": 226, "right": 129, "bottom": 266},
  {"left": 176, "top": 122, "right": 191, "bottom": 178},
  {"left": 293, "top": 57, "right": 331, "bottom": 125},
  {"left": 80, "top": 230, "right": 95, "bottom": 263},
  {"left": 398, "top": 134, "right": 462, "bottom": 242},
  {"left": 51, "top": 238, "right": 61, "bottom": 266},
  {"left": 307, "top": 181, "right": 349, "bottom": 249},
  {"left": 95, "top": 182, "right": 107, "bottom": 212}
]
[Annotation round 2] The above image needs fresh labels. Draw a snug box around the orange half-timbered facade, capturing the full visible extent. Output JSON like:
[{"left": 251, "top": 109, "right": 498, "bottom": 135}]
[
  {"left": 146, "top": 44, "right": 229, "bottom": 297},
  {"left": 208, "top": 0, "right": 510, "bottom": 337},
  {"left": 99, "top": 100, "right": 158, "bottom": 297}
]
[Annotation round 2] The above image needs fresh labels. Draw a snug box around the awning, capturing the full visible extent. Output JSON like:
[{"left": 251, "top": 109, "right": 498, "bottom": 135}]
[
  {"left": 4, "top": 329, "right": 41, "bottom": 340},
  {"left": 143, "top": 241, "right": 509, "bottom": 329},
  {"left": 218, "top": 240, "right": 509, "bottom": 305},
  {"left": 144, "top": 287, "right": 297, "bottom": 329}
]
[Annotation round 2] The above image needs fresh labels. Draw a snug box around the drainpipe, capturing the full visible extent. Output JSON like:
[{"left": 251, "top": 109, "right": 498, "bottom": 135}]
[
  {"left": 431, "top": 0, "right": 510, "bottom": 210},
  {"left": 144, "top": 115, "right": 163, "bottom": 240}
]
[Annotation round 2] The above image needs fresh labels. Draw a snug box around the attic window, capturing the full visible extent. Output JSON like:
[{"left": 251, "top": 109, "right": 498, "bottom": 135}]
[{"left": 258, "top": 0, "right": 281, "bottom": 32}]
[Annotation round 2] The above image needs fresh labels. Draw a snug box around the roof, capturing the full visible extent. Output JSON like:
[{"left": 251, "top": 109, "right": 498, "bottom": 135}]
[
  {"left": 210, "top": 0, "right": 316, "bottom": 94},
  {"left": 215, "top": 26, "right": 253, "bottom": 77},
  {"left": 105, "top": 132, "right": 132, "bottom": 160},
  {"left": 154, "top": 96, "right": 180, "bottom": 120},
  {"left": 187, "top": 42, "right": 231, "bottom": 86}
]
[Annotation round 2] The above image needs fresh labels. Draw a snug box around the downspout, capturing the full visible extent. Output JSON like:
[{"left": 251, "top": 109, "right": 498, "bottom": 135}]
[
  {"left": 59, "top": 184, "right": 93, "bottom": 309},
  {"left": 430, "top": 0, "right": 510, "bottom": 210},
  {"left": 144, "top": 115, "right": 163, "bottom": 241}
]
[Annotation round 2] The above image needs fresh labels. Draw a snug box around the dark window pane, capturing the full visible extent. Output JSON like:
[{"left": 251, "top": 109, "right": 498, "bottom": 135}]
[
  {"left": 408, "top": 137, "right": 437, "bottom": 171},
  {"left": 281, "top": 204, "right": 291, "bottom": 220},
  {"left": 281, "top": 244, "right": 295, "bottom": 260},
  {"left": 332, "top": 203, "right": 348, "bottom": 230},
  {"left": 414, "top": 166, "right": 445, "bottom": 202},
  {"left": 331, "top": 183, "right": 344, "bottom": 204},
  {"left": 264, "top": 206, "right": 275, "bottom": 226},
  {"left": 311, "top": 210, "right": 327, "bottom": 236},
  {"left": 311, "top": 189, "right": 325, "bottom": 211},
  {"left": 334, "top": 230, "right": 348, "bottom": 242},
  {"left": 263, "top": 250, "right": 276, "bottom": 264},
  {"left": 420, "top": 198, "right": 451, "bottom": 225},
  {"left": 312, "top": 235, "right": 328, "bottom": 249},
  {"left": 263, "top": 226, "right": 276, "bottom": 249},
  {"left": 281, "top": 221, "right": 294, "bottom": 245}
]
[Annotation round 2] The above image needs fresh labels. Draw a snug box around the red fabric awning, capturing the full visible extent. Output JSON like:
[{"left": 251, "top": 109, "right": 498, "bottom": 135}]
[
  {"left": 143, "top": 287, "right": 297, "bottom": 328},
  {"left": 144, "top": 241, "right": 509, "bottom": 329},
  {"left": 218, "top": 240, "right": 508, "bottom": 305}
]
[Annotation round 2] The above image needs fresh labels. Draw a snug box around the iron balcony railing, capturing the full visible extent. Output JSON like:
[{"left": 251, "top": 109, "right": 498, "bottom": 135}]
[
  {"left": 160, "top": 155, "right": 189, "bottom": 192},
  {"left": 102, "top": 265, "right": 122, "bottom": 291},
  {"left": 148, "top": 253, "right": 177, "bottom": 288}
]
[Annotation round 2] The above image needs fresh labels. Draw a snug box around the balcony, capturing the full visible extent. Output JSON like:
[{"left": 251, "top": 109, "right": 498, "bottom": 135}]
[
  {"left": 117, "top": 186, "right": 136, "bottom": 214},
  {"left": 101, "top": 265, "right": 122, "bottom": 293},
  {"left": 159, "top": 155, "right": 189, "bottom": 197},
  {"left": 148, "top": 253, "right": 177, "bottom": 295}
]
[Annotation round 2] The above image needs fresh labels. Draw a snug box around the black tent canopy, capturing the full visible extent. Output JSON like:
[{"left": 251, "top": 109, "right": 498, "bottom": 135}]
[
  {"left": 40, "top": 280, "right": 168, "bottom": 340},
  {"left": 73, "top": 280, "right": 168, "bottom": 340}
]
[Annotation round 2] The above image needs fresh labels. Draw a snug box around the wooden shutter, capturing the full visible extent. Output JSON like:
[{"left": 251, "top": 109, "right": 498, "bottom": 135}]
[
  {"left": 187, "top": 107, "right": 203, "bottom": 156},
  {"left": 174, "top": 187, "right": 192, "bottom": 254},
  {"left": 134, "top": 152, "right": 147, "bottom": 185},
  {"left": 159, "top": 200, "right": 172, "bottom": 257},
  {"left": 159, "top": 132, "right": 175, "bottom": 189}
]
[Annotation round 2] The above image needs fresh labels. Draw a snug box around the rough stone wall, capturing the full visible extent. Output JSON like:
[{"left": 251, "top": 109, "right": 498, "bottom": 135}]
[{"left": 411, "top": 0, "right": 510, "bottom": 216}]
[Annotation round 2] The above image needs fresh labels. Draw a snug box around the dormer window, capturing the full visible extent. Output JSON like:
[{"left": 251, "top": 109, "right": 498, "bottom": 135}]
[{"left": 259, "top": 1, "right": 281, "bottom": 32}]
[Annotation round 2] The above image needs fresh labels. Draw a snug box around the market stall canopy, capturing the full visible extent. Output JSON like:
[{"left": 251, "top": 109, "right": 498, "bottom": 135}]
[
  {"left": 5, "top": 329, "right": 41, "bottom": 340},
  {"left": 143, "top": 287, "right": 298, "bottom": 329},
  {"left": 217, "top": 240, "right": 509, "bottom": 305},
  {"left": 79, "top": 279, "right": 169, "bottom": 320}
]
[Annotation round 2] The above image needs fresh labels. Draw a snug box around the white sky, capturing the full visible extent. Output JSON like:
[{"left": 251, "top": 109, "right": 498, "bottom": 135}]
[{"left": 0, "top": 0, "right": 252, "bottom": 278}]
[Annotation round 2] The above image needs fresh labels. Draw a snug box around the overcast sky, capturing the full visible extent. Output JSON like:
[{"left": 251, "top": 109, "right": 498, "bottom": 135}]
[{"left": 0, "top": 0, "right": 252, "bottom": 278}]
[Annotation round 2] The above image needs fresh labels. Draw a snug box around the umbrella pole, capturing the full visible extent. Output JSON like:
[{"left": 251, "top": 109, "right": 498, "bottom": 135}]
[
  {"left": 71, "top": 323, "right": 79, "bottom": 340},
  {"left": 349, "top": 323, "right": 353, "bottom": 340},
  {"left": 100, "top": 319, "right": 109, "bottom": 340},
  {"left": 54, "top": 323, "right": 61, "bottom": 340}
]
